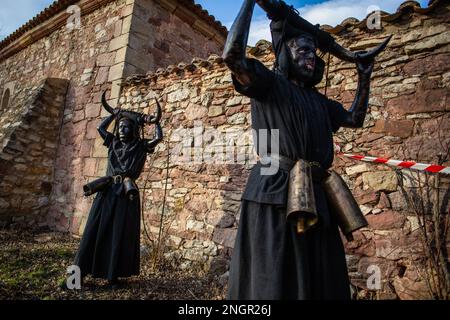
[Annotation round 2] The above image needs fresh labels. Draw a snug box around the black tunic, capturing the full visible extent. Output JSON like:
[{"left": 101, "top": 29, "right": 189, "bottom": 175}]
[
  {"left": 75, "top": 133, "right": 148, "bottom": 281},
  {"left": 227, "top": 59, "right": 351, "bottom": 300}
]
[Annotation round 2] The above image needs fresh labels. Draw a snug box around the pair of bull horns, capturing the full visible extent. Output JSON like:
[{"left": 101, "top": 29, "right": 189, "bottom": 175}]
[
  {"left": 258, "top": 0, "right": 392, "bottom": 63},
  {"left": 329, "top": 35, "right": 392, "bottom": 63},
  {"left": 101, "top": 91, "right": 162, "bottom": 124}
]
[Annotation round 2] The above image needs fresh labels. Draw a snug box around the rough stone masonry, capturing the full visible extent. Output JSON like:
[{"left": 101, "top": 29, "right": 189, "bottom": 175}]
[
  {"left": 114, "top": 1, "right": 449, "bottom": 299},
  {"left": 0, "top": 0, "right": 448, "bottom": 300},
  {"left": 0, "top": 0, "right": 225, "bottom": 227}
]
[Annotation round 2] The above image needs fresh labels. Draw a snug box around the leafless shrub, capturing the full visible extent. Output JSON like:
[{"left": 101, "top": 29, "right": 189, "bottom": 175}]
[{"left": 396, "top": 115, "right": 449, "bottom": 300}]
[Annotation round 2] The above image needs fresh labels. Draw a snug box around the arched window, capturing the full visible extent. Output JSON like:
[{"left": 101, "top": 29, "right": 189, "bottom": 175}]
[{"left": 1, "top": 88, "right": 10, "bottom": 111}]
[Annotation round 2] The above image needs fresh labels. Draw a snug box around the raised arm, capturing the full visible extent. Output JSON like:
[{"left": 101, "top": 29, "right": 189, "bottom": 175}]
[
  {"left": 97, "top": 113, "right": 116, "bottom": 141},
  {"left": 98, "top": 91, "right": 121, "bottom": 141},
  {"left": 222, "top": 0, "right": 257, "bottom": 86},
  {"left": 146, "top": 123, "right": 163, "bottom": 153},
  {"left": 340, "top": 57, "right": 374, "bottom": 128}
]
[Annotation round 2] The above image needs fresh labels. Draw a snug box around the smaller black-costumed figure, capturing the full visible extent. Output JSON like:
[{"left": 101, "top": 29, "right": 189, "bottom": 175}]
[{"left": 74, "top": 93, "right": 163, "bottom": 288}]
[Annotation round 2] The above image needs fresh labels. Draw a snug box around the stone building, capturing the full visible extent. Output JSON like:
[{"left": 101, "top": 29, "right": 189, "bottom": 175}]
[
  {"left": 0, "top": 0, "right": 226, "bottom": 225},
  {"left": 0, "top": 0, "right": 449, "bottom": 300}
]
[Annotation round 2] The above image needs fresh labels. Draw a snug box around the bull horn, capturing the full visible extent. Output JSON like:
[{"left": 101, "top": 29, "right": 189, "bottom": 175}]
[
  {"left": 101, "top": 91, "right": 115, "bottom": 115},
  {"left": 152, "top": 98, "right": 162, "bottom": 124},
  {"left": 143, "top": 98, "right": 163, "bottom": 124},
  {"left": 257, "top": 1, "right": 392, "bottom": 63},
  {"left": 329, "top": 35, "right": 392, "bottom": 63}
]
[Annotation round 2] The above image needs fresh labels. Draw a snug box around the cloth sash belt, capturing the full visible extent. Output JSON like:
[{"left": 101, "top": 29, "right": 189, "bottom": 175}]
[{"left": 258, "top": 154, "right": 328, "bottom": 182}]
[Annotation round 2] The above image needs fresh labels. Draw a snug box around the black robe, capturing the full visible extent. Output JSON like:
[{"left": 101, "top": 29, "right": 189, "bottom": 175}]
[
  {"left": 227, "top": 59, "right": 351, "bottom": 300},
  {"left": 75, "top": 133, "right": 148, "bottom": 281}
]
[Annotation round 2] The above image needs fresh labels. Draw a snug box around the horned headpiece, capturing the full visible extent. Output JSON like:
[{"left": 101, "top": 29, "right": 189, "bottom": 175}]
[
  {"left": 259, "top": 0, "right": 392, "bottom": 86},
  {"left": 101, "top": 91, "right": 162, "bottom": 138}
]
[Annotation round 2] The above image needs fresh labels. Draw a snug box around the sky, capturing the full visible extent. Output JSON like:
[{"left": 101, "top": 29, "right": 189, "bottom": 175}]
[{"left": 0, "top": 0, "right": 430, "bottom": 44}]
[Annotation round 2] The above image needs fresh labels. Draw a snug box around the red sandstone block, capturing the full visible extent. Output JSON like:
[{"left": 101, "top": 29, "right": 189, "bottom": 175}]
[
  {"left": 209, "top": 115, "right": 227, "bottom": 126},
  {"left": 372, "top": 119, "right": 415, "bottom": 138},
  {"left": 212, "top": 228, "right": 237, "bottom": 248},
  {"left": 340, "top": 90, "right": 355, "bottom": 105},
  {"left": 83, "top": 158, "right": 97, "bottom": 177},
  {"left": 355, "top": 191, "right": 379, "bottom": 205},
  {"left": 85, "top": 103, "right": 101, "bottom": 118},
  {"left": 72, "top": 110, "right": 85, "bottom": 123},
  {"left": 387, "top": 88, "right": 448, "bottom": 116},
  {"left": 366, "top": 210, "right": 407, "bottom": 230},
  {"left": 403, "top": 53, "right": 450, "bottom": 76},
  {"left": 73, "top": 121, "right": 87, "bottom": 137},
  {"left": 96, "top": 52, "right": 116, "bottom": 67},
  {"left": 79, "top": 139, "right": 93, "bottom": 158},
  {"left": 70, "top": 216, "right": 81, "bottom": 235},
  {"left": 86, "top": 120, "right": 100, "bottom": 139},
  {"left": 95, "top": 67, "right": 110, "bottom": 85}
]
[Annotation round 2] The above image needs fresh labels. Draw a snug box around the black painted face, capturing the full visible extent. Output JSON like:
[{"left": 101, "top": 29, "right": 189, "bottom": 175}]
[
  {"left": 286, "top": 36, "right": 317, "bottom": 83},
  {"left": 118, "top": 118, "right": 135, "bottom": 143}
]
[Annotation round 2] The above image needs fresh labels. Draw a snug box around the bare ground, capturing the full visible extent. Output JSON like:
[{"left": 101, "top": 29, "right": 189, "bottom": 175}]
[{"left": 0, "top": 228, "right": 227, "bottom": 300}]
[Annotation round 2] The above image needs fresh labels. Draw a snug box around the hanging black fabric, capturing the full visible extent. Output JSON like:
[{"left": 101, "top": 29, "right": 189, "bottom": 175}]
[
  {"left": 74, "top": 131, "right": 148, "bottom": 281},
  {"left": 227, "top": 17, "right": 351, "bottom": 299}
]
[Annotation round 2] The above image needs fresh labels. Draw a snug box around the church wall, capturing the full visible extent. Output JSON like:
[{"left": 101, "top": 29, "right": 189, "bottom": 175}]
[
  {"left": 44, "top": 0, "right": 224, "bottom": 234},
  {"left": 124, "top": 0, "right": 225, "bottom": 78},
  {"left": 0, "top": 0, "right": 135, "bottom": 227},
  {"left": 0, "top": 0, "right": 224, "bottom": 232},
  {"left": 0, "top": 79, "right": 69, "bottom": 226}
]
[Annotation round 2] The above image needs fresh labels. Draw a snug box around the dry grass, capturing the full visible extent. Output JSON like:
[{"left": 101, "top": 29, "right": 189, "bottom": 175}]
[{"left": 0, "top": 228, "right": 227, "bottom": 300}]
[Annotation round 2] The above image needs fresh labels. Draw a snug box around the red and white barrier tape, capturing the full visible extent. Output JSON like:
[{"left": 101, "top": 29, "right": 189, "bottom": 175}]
[{"left": 334, "top": 144, "right": 450, "bottom": 175}]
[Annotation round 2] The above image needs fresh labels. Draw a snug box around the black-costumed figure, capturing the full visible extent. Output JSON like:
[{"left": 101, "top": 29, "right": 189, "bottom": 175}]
[
  {"left": 74, "top": 93, "right": 163, "bottom": 288},
  {"left": 223, "top": 0, "right": 391, "bottom": 299}
]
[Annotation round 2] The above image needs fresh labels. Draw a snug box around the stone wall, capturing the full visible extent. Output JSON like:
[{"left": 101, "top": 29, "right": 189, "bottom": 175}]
[
  {"left": 0, "top": 0, "right": 224, "bottom": 231},
  {"left": 125, "top": 0, "right": 225, "bottom": 78},
  {"left": 113, "top": 1, "right": 449, "bottom": 299},
  {"left": 0, "top": 0, "right": 137, "bottom": 227},
  {"left": 0, "top": 78, "right": 69, "bottom": 225},
  {"left": 0, "top": 0, "right": 447, "bottom": 300}
]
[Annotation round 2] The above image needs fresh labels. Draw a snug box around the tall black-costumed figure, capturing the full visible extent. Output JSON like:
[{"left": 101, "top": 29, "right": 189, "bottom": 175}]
[
  {"left": 223, "top": 0, "right": 391, "bottom": 299},
  {"left": 74, "top": 93, "right": 163, "bottom": 287}
]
